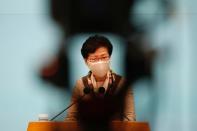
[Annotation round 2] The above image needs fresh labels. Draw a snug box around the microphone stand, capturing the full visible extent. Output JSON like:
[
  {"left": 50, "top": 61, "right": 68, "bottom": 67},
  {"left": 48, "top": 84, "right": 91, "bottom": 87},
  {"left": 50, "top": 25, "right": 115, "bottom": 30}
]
[
  {"left": 50, "top": 100, "right": 78, "bottom": 121},
  {"left": 50, "top": 87, "right": 90, "bottom": 121}
]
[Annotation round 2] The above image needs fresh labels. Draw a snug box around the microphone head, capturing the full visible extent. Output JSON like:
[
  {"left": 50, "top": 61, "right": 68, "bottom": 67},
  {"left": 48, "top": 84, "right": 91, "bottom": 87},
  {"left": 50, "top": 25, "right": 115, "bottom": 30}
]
[
  {"left": 83, "top": 87, "right": 91, "bottom": 94},
  {"left": 98, "top": 87, "right": 105, "bottom": 94}
]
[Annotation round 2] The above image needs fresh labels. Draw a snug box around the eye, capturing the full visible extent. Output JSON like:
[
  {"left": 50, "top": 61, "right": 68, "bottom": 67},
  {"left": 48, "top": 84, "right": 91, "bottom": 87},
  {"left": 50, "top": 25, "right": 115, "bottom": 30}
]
[
  {"left": 87, "top": 56, "right": 109, "bottom": 62},
  {"left": 88, "top": 58, "right": 97, "bottom": 62},
  {"left": 101, "top": 56, "right": 109, "bottom": 60}
]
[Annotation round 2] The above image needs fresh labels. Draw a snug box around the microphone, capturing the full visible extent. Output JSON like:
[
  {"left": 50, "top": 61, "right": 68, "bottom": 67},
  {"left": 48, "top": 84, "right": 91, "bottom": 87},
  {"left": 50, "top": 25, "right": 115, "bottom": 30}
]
[
  {"left": 96, "top": 86, "right": 105, "bottom": 97},
  {"left": 98, "top": 87, "right": 105, "bottom": 94},
  {"left": 84, "top": 86, "right": 91, "bottom": 94},
  {"left": 50, "top": 87, "right": 91, "bottom": 121}
]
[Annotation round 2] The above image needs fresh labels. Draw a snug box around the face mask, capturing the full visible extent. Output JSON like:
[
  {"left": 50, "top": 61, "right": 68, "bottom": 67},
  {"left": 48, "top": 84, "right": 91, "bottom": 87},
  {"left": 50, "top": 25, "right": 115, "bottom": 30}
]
[{"left": 87, "top": 60, "right": 110, "bottom": 78}]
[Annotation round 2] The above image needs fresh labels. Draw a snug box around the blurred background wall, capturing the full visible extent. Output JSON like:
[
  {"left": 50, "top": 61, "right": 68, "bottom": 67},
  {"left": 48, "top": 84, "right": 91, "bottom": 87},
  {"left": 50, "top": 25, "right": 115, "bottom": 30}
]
[{"left": 0, "top": 0, "right": 197, "bottom": 131}]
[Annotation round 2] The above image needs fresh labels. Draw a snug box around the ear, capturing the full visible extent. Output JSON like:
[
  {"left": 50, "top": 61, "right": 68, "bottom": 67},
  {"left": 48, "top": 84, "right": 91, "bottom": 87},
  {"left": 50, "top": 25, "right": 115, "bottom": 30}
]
[{"left": 84, "top": 59, "right": 88, "bottom": 65}]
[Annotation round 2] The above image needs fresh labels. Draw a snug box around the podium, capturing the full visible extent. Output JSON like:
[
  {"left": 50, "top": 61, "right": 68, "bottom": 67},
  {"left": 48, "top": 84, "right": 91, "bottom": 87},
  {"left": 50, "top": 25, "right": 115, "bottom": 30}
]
[{"left": 27, "top": 121, "right": 150, "bottom": 131}]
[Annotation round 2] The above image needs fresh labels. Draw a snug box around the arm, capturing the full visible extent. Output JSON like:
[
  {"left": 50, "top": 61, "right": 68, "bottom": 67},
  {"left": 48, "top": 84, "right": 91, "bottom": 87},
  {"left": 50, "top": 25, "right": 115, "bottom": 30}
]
[
  {"left": 65, "top": 79, "right": 83, "bottom": 121},
  {"left": 116, "top": 78, "right": 136, "bottom": 121},
  {"left": 123, "top": 88, "right": 136, "bottom": 121}
]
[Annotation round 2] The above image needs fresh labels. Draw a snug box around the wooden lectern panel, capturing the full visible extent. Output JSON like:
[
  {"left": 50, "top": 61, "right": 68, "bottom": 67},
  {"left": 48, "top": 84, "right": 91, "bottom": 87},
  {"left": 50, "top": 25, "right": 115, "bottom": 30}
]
[{"left": 27, "top": 121, "right": 150, "bottom": 131}]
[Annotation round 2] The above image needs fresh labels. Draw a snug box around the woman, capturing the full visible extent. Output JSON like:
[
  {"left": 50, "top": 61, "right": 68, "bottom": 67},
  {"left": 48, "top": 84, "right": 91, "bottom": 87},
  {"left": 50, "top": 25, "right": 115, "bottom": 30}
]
[{"left": 65, "top": 35, "right": 136, "bottom": 122}]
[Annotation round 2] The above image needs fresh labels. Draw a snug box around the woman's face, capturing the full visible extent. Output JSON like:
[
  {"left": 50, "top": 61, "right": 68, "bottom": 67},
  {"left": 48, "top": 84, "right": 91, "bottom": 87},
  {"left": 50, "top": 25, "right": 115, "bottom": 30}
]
[
  {"left": 86, "top": 47, "right": 110, "bottom": 63},
  {"left": 85, "top": 47, "right": 111, "bottom": 78}
]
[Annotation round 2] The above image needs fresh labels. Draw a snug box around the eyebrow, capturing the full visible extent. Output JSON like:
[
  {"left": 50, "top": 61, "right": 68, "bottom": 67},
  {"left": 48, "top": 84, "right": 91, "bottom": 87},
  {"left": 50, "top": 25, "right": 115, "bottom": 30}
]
[
  {"left": 89, "top": 53, "right": 109, "bottom": 58},
  {"left": 100, "top": 53, "right": 109, "bottom": 56}
]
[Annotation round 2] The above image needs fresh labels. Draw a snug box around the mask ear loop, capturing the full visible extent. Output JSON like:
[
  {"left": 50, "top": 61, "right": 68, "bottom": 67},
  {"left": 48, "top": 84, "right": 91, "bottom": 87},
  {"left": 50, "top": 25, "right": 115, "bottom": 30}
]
[
  {"left": 110, "top": 70, "right": 115, "bottom": 85},
  {"left": 106, "top": 70, "right": 114, "bottom": 95},
  {"left": 87, "top": 71, "right": 95, "bottom": 95}
]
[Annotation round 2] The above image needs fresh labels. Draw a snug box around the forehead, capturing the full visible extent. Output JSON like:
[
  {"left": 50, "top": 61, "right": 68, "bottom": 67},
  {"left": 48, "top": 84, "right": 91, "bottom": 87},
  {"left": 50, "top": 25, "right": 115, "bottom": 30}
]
[{"left": 88, "top": 47, "right": 109, "bottom": 58}]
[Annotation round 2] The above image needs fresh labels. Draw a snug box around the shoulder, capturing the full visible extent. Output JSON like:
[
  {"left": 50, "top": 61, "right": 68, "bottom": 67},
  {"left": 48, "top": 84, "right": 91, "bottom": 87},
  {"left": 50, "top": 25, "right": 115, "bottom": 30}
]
[
  {"left": 113, "top": 73, "right": 134, "bottom": 93},
  {"left": 75, "top": 74, "right": 89, "bottom": 88},
  {"left": 75, "top": 78, "right": 84, "bottom": 87},
  {"left": 72, "top": 77, "right": 86, "bottom": 97},
  {"left": 113, "top": 73, "right": 125, "bottom": 87}
]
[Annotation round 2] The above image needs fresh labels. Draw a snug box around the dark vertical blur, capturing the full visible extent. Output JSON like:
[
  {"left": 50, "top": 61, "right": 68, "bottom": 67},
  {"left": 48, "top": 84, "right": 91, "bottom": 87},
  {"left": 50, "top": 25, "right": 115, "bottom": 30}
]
[
  {"left": 40, "top": 0, "right": 137, "bottom": 89},
  {"left": 40, "top": 0, "right": 156, "bottom": 88},
  {"left": 50, "top": 0, "right": 134, "bottom": 36},
  {"left": 39, "top": 0, "right": 173, "bottom": 130}
]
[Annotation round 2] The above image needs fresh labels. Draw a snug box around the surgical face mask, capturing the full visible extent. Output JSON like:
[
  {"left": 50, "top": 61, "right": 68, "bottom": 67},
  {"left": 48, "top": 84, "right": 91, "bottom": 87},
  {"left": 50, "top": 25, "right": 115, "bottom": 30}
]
[{"left": 87, "top": 60, "right": 110, "bottom": 78}]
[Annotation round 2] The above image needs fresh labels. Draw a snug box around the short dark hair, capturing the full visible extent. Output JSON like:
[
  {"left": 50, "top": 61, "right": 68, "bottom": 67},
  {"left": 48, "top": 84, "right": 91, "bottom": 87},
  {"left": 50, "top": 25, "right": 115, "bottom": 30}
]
[{"left": 81, "top": 35, "right": 113, "bottom": 59}]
